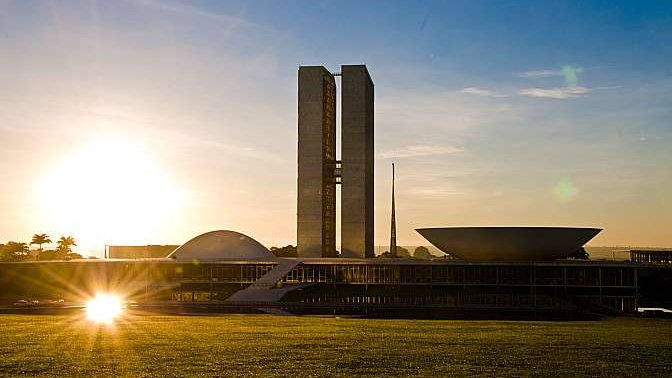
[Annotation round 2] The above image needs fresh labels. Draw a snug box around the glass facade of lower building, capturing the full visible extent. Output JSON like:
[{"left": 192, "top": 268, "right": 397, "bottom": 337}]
[{"left": 0, "top": 259, "right": 641, "bottom": 315}]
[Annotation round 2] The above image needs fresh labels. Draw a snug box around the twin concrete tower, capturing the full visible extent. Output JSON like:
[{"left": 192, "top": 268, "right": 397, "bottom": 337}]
[{"left": 297, "top": 65, "right": 374, "bottom": 258}]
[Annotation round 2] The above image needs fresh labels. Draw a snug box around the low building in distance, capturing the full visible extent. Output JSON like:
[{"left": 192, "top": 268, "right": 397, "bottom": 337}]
[{"left": 106, "top": 245, "right": 179, "bottom": 259}]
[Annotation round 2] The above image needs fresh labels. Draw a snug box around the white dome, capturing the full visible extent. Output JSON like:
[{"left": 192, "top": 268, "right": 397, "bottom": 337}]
[{"left": 168, "top": 230, "right": 275, "bottom": 261}]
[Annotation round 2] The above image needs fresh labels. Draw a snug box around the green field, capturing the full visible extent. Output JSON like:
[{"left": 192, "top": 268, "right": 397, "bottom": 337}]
[{"left": 0, "top": 314, "right": 670, "bottom": 377}]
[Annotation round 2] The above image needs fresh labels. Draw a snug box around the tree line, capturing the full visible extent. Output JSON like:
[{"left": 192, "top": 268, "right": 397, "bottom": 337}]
[
  {"left": 269, "top": 245, "right": 438, "bottom": 259},
  {"left": 0, "top": 234, "right": 81, "bottom": 262}
]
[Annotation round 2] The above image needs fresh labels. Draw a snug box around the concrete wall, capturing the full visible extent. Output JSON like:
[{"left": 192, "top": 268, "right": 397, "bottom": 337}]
[
  {"left": 340, "top": 65, "right": 374, "bottom": 258},
  {"left": 297, "top": 66, "right": 337, "bottom": 257}
]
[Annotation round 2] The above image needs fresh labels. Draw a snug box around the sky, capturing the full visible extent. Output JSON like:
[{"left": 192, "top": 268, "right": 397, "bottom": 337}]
[{"left": 1, "top": 0, "right": 671, "bottom": 255}]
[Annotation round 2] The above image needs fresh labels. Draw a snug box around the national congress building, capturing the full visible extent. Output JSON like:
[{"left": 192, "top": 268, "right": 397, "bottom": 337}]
[
  {"left": 298, "top": 65, "right": 374, "bottom": 258},
  {"left": 1, "top": 65, "right": 664, "bottom": 318}
]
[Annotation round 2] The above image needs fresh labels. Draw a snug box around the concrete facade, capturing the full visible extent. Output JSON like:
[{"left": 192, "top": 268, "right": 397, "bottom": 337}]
[
  {"left": 297, "top": 66, "right": 337, "bottom": 257},
  {"left": 341, "top": 65, "right": 375, "bottom": 258}
]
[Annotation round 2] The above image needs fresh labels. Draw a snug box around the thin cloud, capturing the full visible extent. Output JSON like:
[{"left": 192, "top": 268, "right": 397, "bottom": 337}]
[
  {"left": 519, "top": 86, "right": 590, "bottom": 99},
  {"left": 190, "top": 138, "right": 282, "bottom": 164},
  {"left": 130, "top": 0, "right": 255, "bottom": 28},
  {"left": 518, "top": 69, "right": 562, "bottom": 78},
  {"left": 518, "top": 66, "right": 607, "bottom": 79},
  {"left": 458, "top": 87, "right": 508, "bottom": 98},
  {"left": 377, "top": 145, "right": 464, "bottom": 159},
  {"left": 518, "top": 65, "right": 590, "bottom": 86},
  {"left": 410, "top": 187, "right": 463, "bottom": 197},
  {"left": 517, "top": 67, "right": 585, "bottom": 78}
]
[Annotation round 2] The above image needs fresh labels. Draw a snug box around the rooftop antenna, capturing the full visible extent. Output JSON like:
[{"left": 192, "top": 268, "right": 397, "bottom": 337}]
[{"left": 390, "top": 163, "right": 397, "bottom": 258}]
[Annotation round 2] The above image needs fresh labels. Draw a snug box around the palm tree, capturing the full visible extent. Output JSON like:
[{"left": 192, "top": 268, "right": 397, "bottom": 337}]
[
  {"left": 31, "top": 233, "right": 52, "bottom": 252},
  {"left": 57, "top": 236, "right": 77, "bottom": 255},
  {"left": 5, "top": 242, "right": 29, "bottom": 261}
]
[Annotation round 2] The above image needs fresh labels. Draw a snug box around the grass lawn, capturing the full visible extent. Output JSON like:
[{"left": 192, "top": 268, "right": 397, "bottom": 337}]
[{"left": 0, "top": 313, "right": 670, "bottom": 377}]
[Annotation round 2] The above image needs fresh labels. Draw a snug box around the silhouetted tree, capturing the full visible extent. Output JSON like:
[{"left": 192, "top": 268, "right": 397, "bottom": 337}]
[
  {"left": 56, "top": 236, "right": 77, "bottom": 257},
  {"left": 413, "top": 246, "right": 433, "bottom": 260},
  {"left": 569, "top": 247, "right": 589, "bottom": 260},
  {"left": 65, "top": 252, "right": 83, "bottom": 260},
  {"left": 379, "top": 246, "right": 411, "bottom": 258},
  {"left": 37, "top": 249, "right": 58, "bottom": 261},
  {"left": 270, "top": 245, "right": 297, "bottom": 257},
  {"left": 397, "top": 246, "right": 411, "bottom": 258},
  {"left": 31, "top": 233, "right": 52, "bottom": 253},
  {"left": 3, "top": 241, "right": 29, "bottom": 261}
]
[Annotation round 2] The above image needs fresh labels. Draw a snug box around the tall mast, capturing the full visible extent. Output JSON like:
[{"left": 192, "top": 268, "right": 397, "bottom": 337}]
[{"left": 390, "top": 163, "right": 397, "bottom": 258}]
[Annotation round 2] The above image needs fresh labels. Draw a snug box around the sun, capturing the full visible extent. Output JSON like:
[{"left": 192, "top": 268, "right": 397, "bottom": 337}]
[
  {"left": 35, "top": 138, "right": 188, "bottom": 253},
  {"left": 85, "top": 293, "right": 124, "bottom": 324}
]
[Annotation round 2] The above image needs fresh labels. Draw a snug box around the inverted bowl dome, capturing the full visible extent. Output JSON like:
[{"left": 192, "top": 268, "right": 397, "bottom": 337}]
[
  {"left": 168, "top": 230, "right": 275, "bottom": 261},
  {"left": 416, "top": 227, "right": 601, "bottom": 261}
]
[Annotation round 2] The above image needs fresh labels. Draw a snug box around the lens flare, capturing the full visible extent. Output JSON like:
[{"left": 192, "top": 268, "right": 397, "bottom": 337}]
[
  {"left": 561, "top": 65, "right": 583, "bottom": 86},
  {"left": 553, "top": 179, "right": 579, "bottom": 202},
  {"left": 85, "top": 293, "right": 123, "bottom": 323}
]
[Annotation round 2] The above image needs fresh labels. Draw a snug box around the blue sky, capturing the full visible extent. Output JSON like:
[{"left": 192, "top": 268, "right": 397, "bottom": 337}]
[{"left": 0, "top": 0, "right": 671, "bottom": 254}]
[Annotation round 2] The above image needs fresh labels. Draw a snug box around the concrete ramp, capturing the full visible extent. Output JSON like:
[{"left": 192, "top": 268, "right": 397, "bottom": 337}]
[{"left": 226, "top": 259, "right": 300, "bottom": 303}]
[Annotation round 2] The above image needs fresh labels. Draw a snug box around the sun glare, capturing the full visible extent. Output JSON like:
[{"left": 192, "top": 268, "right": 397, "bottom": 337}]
[
  {"left": 85, "top": 293, "right": 123, "bottom": 323},
  {"left": 35, "top": 138, "right": 188, "bottom": 254}
]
